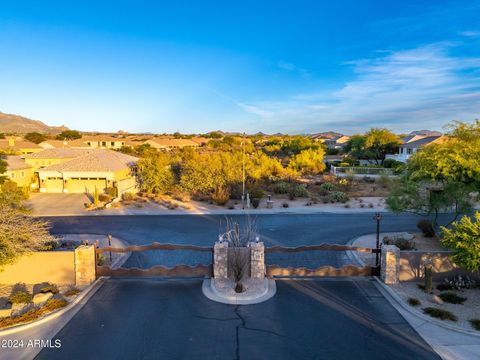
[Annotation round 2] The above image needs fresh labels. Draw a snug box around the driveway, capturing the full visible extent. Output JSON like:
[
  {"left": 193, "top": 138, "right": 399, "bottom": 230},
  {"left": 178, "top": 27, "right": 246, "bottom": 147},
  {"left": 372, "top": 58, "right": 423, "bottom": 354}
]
[
  {"left": 35, "top": 278, "right": 440, "bottom": 360},
  {"left": 27, "top": 193, "right": 89, "bottom": 216}
]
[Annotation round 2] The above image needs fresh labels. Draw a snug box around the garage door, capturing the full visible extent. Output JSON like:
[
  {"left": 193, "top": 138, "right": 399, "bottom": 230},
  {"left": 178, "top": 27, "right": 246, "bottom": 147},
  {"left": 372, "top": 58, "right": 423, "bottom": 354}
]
[
  {"left": 46, "top": 178, "right": 64, "bottom": 193},
  {"left": 67, "top": 178, "right": 107, "bottom": 194}
]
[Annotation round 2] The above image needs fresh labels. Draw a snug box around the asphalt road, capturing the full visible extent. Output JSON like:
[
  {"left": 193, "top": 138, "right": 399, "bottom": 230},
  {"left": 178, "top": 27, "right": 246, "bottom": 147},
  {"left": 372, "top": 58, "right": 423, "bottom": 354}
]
[{"left": 33, "top": 214, "right": 443, "bottom": 360}]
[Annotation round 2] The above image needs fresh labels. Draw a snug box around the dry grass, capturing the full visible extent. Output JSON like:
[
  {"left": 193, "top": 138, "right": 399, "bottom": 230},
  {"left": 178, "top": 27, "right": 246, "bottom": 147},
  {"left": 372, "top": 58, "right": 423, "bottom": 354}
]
[{"left": 0, "top": 298, "right": 68, "bottom": 329}]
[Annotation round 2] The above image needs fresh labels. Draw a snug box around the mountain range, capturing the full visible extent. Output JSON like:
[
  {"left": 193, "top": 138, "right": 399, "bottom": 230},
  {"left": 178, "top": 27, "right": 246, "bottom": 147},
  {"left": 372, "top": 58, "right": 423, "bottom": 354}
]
[{"left": 0, "top": 112, "right": 68, "bottom": 134}]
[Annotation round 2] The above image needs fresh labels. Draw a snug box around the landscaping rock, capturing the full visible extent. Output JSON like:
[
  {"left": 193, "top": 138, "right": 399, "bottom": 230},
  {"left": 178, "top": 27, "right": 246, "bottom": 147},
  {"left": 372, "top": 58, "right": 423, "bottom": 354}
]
[
  {"left": 431, "top": 294, "right": 444, "bottom": 305},
  {"left": 0, "top": 308, "right": 12, "bottom": 318},
  {"left": 33, "top": 292, "right": 54, "bottom": 305},
  {"left": 11, "top": 302, "right": 34, "bottom": 316}
]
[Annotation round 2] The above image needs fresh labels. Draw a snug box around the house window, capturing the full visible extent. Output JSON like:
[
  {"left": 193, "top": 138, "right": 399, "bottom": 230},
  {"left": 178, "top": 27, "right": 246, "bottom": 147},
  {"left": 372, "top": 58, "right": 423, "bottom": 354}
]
[
  {"left": 21, "top": 171, "right": 25, "bottom": 177},
  {"left": 11, "top": 173, "right": 15, "bottom": 179},
  {"left": 111, "top": 142, "right": 115, "bottom": 146},
  {"left": 407, "top": 148, "right": 413, "bottom": 154},
  {"left": 102, "top": 142, "right": 107, "bottom": 147}
]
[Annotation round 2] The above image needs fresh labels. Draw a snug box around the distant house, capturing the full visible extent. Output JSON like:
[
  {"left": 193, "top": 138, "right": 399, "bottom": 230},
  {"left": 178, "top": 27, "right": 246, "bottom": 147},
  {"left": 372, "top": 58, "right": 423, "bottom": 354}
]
[
  {"left": 323, "top": 135, "right": 350, "bottom": 149},
  {"left": 144, "top": 138, "right": 200, "bottom": 150},
  {"left": 0, "top": 138, "right": 43, "bottom": 155},
  {"left": 3, "top": 156, "right": 34, "bottom": 188},
  {"left": 386, "top": 131, "right": 446, "bottom": 163},
  {"left": 24, "top": 148, "right": 138, "bottom": 195},
  {"left": 39, "top": 135, "right": 129, "bottom": 150}
]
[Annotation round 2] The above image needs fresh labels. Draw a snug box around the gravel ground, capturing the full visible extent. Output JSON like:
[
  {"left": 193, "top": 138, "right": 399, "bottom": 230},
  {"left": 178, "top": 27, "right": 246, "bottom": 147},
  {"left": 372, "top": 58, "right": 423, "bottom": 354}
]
[
  {"left": 0, "top": 284, "right": 75, "bottom": 310},
  {"left": 391, "top": 281, "right": 480, "bottom": 331}
]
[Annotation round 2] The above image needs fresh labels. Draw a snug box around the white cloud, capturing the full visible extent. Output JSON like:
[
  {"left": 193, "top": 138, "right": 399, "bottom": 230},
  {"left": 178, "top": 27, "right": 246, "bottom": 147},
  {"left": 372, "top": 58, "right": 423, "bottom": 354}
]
[
  {"left": 459, "top": 30, "right": 480, "bottom": 38},
  {"left": 237, "top": 43, "right": 480, "bottom": 133}
]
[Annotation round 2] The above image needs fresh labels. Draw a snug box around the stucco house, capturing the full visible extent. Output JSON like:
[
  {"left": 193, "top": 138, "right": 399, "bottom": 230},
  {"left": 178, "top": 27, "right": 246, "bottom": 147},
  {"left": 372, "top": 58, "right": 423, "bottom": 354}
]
[
  {"left": 24, "top": 148, "right": 138, "bottom": 195},
  {"left": 0, "top": 138, "right": 43, "bottom": 155},
  {"left": 144, "top": 138, "right": 200, "bottom": 150},
  {"left": 40, "top": 135, "right": 129, "bottom": 150},
  {"left": 323, "top": 135, "right": 350, "bottom": 149},
  {"left": 3, "top": 156, "right": 35, "bottom": 188},
  {"left": 386, "top": 131, "right": 445, "bottom": 163}
]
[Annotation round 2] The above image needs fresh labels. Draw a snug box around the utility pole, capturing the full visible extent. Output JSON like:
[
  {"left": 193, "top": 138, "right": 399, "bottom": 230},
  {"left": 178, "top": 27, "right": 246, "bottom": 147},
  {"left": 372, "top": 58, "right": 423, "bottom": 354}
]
[{"left": 242, "top": 132, "right": 246, "bottom": 209}]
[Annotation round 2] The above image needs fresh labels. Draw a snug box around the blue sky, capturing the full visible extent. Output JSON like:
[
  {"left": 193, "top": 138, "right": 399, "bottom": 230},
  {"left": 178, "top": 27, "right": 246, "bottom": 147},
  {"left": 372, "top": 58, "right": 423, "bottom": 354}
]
[{"left": 0, "top": 1, "right": 479, "bottom": 134}]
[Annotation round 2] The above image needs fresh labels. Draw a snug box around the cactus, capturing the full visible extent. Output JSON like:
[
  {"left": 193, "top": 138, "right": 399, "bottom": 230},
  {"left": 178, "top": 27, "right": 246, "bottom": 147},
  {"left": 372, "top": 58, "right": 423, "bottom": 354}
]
[{"left": 93, "top": 187, "right": 99, "bottom": 207}]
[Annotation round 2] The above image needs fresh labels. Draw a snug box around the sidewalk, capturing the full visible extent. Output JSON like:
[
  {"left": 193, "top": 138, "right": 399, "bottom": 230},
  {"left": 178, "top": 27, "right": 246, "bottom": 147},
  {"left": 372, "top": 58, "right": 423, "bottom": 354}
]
[{"left": 349, "top": 234, "right": 480, "bottom": 360}]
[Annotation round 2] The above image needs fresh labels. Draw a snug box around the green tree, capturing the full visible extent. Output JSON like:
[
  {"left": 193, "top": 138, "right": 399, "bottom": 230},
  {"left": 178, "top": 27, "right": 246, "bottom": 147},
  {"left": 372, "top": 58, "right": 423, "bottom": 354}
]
[
  {"left": 56, "top": 130, "right": 82, "bottom": 140},
  {"left": 0, "top": 157, "right": 6, "bottom": 184},
  {"left": 0, "top": 133, "right": 5, "bottom": 139},
  {"left": 24, "top": 132, "right": 47, "bottom": 144},
  {"left": 364, "top": 128, "right": 401, "bottom": 165},
  {"left": 0, "top": 180, "right": 28, "bottom": 208},
  {"left": 288, "top": 148, "right": 326, "bottom": 174},
  {"left": 137, "top": 152, "right": 175, "bottom": 194},
  {"left": 441, "top": 212, "right": 480, "bottom": 273}
]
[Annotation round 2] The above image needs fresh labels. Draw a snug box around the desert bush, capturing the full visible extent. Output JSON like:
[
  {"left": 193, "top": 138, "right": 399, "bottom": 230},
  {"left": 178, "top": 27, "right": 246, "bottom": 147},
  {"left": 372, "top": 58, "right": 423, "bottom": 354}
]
[
  {"left": 39, "top": 284, "right": 59, "bottom": 294},
  {"left": 320, "top": 182, "right": 335, "bottom": 191},
  {"left": 8, "top": 291, "right": 32, "bottom": 304},
  {"left": 249, "top": 186, "right": 265, "bottom": 199},
  {"left": 97, "top": 254, "right": 106, "bottom": 266},
  {"left": 417, "top": 219, "right": 435, "bottom": 237},
  {"left": 98, "top": 194, "right": 110, "bottom": 202},
  {"left": 382, "top": 236, "right": 415, "bottom": 250},
  {"left": 273, "top": 181, "right": 289, "bottom": 194},
  {"left": 440, "top": 275, "right": 476, "bottom": 290},
  {"left": 408, "top": 298, "right": 421, "bottom": 306},
  {"left": 282, "top": 202, "right": 289, "bottom": 208},
  {"left": 439, "top": 292, "right": 467, "bottom": 304},
  {"left": 106, "top": 186, "right": 118, "bottom": 199},
  {"left": 329, "top": 191, "right": 349, "bottom": 203},
  {"left": 64, "top": 286, "right": 81, "bottom": 297},
  {"left": 251, "top": 198, "right": 260, "bottom": 209},
  {"left": 122, "top": 192, "right": 135, "bottom": 201},
  {"left": 436, "top": 283, "right": 454, "bottom": 291},
  {"left": 470, "top": 319, "right": 480, "bottom": 331},
  {"left": 211, "top": 186, "right": 230, "bottom": 206},
  {"left": 288, "top": 184, "right": 308, "bottom": 199},
  {"left": 42, "top": 298, "right": 68, "bottom": 312},
  {"left": 423, "top": 307, "right": 457, "bottom": 321}
]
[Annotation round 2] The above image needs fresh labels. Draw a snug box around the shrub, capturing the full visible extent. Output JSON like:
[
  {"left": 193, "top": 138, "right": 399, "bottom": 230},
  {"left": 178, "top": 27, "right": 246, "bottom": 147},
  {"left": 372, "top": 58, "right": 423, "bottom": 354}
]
[
  {"left": 417, "top": 219, "right": 435, "bottom": 237},
  {"left": 211, "top": 186, "right": 230, "bottom": 206},
  {"left": 251, "top": 198, "right": 260, "bottom": 209},
  {"left": 8, "top": 291, "right": 32, "bottom": 304},
  {"left": 441, "top": 275, "right": 476, "bottom": 290},
  {"left": 423, "top": 307, "right": 457, "bottom": 321},
  {"left": 470, "top": 319, "right": 480, "bottom": 331},
  {"left": 97, "top": 254, "right": 106, "bottom": 266},
  {"left": 249, "top": 187, "right": 264, "bottom": 200},
  {"left": 98, "top": 194, "right": 110, "bottom": 202},
  {"left": 408, "top": 298, "right": 421, "bottom": 306},
  {"left": 320, "top": 182, "right": 335, "bottom": 191},
  {"left": 282, "top": 202, "right": 289, "bottom": 208},
  {"left": 64, "top": 286, "right": 81, "bottom": 297},
  {"left": 106, "top": 186, "right": 118, "bottom": 199},
  {"left": 363, "top": 176, "right": 375, "bottom": 183},
  {"left": 39, "top": 284, "right": 59, "bottom": 294},
  {"left": 273, "top": 182, "right": 289, "bottom": 194},
  {"left": 436, "top": 283, "right": 454, "bottom": 291},
  {"left": 417, "top": 284, "right": 425, "bottom": 290},
  {"left": 383, "top": 236, "right": 415, "bottom": 250},
  {"left": 329, "top": 191, "right": 349, "bottom": 203},
  {"left": 439, "top": 292, "right": 467, "bottom": 304},
  {"left": 288, "top": 184, "right": 308, "bottom": 199},
  {"left": 43, "top": 298, "right": 68, "bottom": 312},
  {"left": 122, "top": 192, "right": 135, "bottom": 201}
]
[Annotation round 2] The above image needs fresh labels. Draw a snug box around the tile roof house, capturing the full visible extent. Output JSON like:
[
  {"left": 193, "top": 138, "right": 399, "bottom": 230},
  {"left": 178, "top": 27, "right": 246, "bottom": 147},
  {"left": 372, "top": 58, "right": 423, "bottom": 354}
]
[
  {"left": 0, "top": 138, "right": 43, "bottom": 155},
  {"left": 24, "top": 148, "right": 138, "bottom": 195},
  {"left": 323, "top": 135, "right": 350, "bottom": 149},
  {"left": 144, "top": 138, "right": 200, "bottom": 150},
  {"left": 386, "top": 132, "right": 446, "bottom": 163},
  {"left": 39, "top": 135, "right": 129, "bottom": 150},
  {"left": 2, "top": 156, "right": 35, "bottom": 188}
]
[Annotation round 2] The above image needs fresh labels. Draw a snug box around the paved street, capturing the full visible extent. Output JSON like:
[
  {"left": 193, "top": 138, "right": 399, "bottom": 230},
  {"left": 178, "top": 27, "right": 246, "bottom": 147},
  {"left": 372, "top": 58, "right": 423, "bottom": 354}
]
[
  {"left": 32, "top": 213, "right": 446, "bottom": 359},
  {"left": 36, "top": 278, "right": 440, "bottom": 360}
]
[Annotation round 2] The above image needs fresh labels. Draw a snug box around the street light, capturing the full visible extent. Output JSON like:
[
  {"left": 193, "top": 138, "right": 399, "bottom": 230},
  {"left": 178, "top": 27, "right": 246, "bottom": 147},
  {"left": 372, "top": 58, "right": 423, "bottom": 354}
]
[{"left": 373, "top": 212, "right": 383, "bottom": 267}]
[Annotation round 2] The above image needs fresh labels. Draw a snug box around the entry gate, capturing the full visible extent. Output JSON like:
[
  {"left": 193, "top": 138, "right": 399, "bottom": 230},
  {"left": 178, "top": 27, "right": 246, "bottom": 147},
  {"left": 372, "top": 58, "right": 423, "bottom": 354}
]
[
  {"left": 265, "top": 244, "right": 381, "bottom": 277},
  {"left": 95, "top": 243, "right": 213, "bottom": 278}
]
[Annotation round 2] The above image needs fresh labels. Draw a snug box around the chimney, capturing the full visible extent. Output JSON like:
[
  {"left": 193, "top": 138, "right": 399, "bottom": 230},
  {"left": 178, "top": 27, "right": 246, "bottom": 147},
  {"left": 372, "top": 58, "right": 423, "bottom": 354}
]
[{"left": 8, "top": 138, "right": 15, "bottom": 147}]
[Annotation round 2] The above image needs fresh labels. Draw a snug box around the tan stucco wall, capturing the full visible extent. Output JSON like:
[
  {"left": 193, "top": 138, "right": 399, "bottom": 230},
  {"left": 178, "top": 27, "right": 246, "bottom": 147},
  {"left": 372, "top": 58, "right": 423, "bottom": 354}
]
[
  {"left": 399, "top": 251, "right": 478, "bottom": 281},
  {"left": 6, "top": 168, "right": 34, "bottom": 187},
  {"left": 0, "top": 252, "right": 75, "bottom": 285}
]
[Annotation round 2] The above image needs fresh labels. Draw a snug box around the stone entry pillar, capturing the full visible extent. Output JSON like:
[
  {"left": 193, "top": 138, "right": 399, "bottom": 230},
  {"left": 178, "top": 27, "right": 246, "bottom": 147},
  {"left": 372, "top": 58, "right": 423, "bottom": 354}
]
[
  {"left": 381, "top": 245, "right": 400, "bottom": 284},
  {"left": 214, "top": 241, "right": 228, "bottom": 280},
  {"left": 75, "top": 245, "right": 96, "bottom": 286},
  {"left": 249, "top": 242, "right": 265, "bottom": 279}
]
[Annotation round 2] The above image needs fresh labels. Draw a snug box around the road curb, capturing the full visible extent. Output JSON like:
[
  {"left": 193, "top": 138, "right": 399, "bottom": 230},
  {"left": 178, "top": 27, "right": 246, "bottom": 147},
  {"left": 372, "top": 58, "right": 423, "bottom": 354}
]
[
  {"left": 349, "top": 234, "right": 480, "bottom": 338},
  {"left": 0, "top": 235, "right": 131, "bottom": 337}
]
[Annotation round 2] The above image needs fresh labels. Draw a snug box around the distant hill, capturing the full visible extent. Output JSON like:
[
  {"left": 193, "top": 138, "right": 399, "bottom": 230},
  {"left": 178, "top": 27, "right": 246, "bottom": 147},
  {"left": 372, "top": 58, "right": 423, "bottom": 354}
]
[
  {"left": 308, "top": 131, "right": 343, "bottom": 139},
  {"left": 0, "top": 112, "right": 68, "bottom": 134}
]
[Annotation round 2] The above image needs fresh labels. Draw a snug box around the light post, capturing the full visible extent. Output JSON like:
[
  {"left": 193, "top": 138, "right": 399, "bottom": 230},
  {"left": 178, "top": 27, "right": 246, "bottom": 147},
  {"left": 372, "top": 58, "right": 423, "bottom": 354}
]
[{"left": 373, "top": 212, "right": 383, "bottom": 268}]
